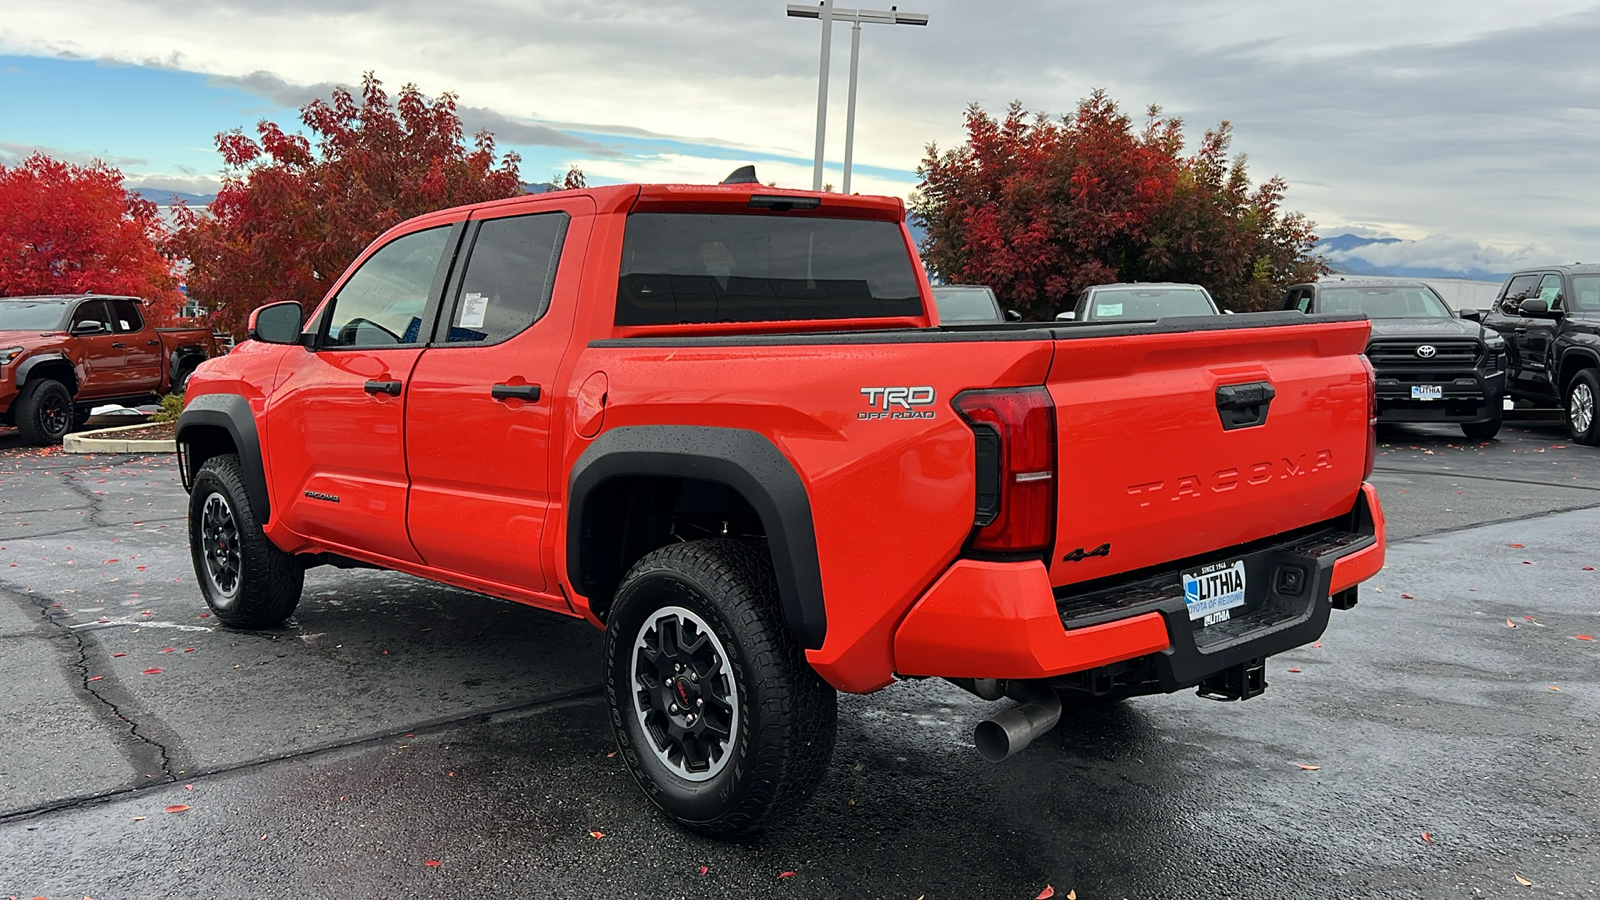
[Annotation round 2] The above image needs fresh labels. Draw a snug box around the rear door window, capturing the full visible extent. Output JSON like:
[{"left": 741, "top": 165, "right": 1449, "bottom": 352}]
[
  {"left": 616, "top": 213, "right": 922, "bottom": 325},
  {"left": 110, "top": 299, "right": 144, "bottom": 333},
  {"left": 440, "top": 212, "right": 569, "bottom": 344},
  {"left": 1537, "top": 274, "right": 1563, "bottom": 307}
]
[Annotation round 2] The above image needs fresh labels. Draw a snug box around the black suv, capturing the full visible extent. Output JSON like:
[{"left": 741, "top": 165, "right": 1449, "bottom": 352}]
[
  {"left": 1282, "top": 280, "right": 1507, "bottom": 439},
  {"left": 1483, "top": 264, "right": 1600, "bottom": 444}
]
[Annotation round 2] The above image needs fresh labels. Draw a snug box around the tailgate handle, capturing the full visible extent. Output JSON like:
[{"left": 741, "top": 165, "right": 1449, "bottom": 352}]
[{"left": 1215, "top": 381, "right": 1275, "bottom": 431}]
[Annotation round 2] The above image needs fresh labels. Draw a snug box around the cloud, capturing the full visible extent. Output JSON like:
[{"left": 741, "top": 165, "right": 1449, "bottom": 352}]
[
  {"left": 124, "top": 174, "right": 223, "bottom": 197},
  {"left": 4, "top": 0, "right": 1600, "bottom": 258},
  {"left": 0, "top": 141, "right": 146, "bottom": 168}
]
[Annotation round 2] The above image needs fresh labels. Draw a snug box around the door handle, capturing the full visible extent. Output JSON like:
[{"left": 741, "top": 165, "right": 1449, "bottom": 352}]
[
  {"left": 491, "top": 383, "right": 541, "bottom": 402},
  {"left": 111, "top": 341, "right": 126, "bottom": 348},
  {"left": 364, "top": 380, "right": 403, "bottom": 395},
  {"left": 147, "top": 340, "right": 159, "bottom": 346}
]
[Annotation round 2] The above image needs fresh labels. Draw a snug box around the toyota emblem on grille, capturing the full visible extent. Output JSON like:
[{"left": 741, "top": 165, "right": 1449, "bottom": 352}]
[{"left": 1416, "top": 344, "right": 1437, "bottom": 359}]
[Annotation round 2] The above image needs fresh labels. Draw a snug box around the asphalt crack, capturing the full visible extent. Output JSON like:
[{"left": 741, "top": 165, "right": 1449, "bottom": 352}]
[{"left": 7, "top": 586, "right": 179, "bottom": 793}]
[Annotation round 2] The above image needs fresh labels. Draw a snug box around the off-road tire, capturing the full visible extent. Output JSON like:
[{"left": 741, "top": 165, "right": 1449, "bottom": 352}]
[
  {"left": 1461, "top": 407, "right": 1503, "bottom": 441},
  {"left": 188, "top": 453, "right": 304, "bottom": 628},
  {"left": 604, "top": 539, "right": 837, "bottom": 837},
  {"left": 14, "top": 378, "right": 74, "bottom": 446},
  {"left": 1566, "top": 370, "right": 1600, "bottom": 445}
]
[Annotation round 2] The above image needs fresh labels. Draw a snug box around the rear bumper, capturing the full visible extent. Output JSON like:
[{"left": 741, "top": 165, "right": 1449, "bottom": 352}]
[{"left": 892, "top": 483, "right": 1385, "bottom": 687}]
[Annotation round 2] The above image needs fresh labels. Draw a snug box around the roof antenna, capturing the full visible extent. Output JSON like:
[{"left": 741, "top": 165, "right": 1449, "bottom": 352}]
[{"left": 721, "top": 165, "right": 759, "bottom": 185}]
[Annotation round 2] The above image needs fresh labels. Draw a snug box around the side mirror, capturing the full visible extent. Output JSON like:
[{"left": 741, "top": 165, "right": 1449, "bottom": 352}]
[
  {"left": 1004, "top": 309, "right": 1022, "bottom": 322},
  {"left": 1519, "top": 298, "right": 1557, "bottom": 318},
  {"left": 1223, "top": 309, "right": 1235, "bottom": 315},
  {"left": 1055, "top": 311, "right": 1076, "bottom": 321},
  {"left": 1458, "top": 308, "right": 1481, "bottom": 321},
  {"left": 70, "top": 320, "right": 108, "bottom": 336},
  {"left": 248, "top": 301, "right": 305, "bottom": 345}
]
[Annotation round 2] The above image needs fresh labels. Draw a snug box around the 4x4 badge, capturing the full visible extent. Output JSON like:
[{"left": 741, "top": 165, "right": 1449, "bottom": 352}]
[{"left": 1415, "top": 344, "right": 1437, "bottom": 359}]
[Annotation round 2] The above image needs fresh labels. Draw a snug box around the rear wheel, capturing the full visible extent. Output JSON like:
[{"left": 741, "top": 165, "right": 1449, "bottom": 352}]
[
  {"left": 1461, "top": 407, "right": 1502, "bottom": 440},
  {"left": 1566, "top": 370, "right": 1600, "bottom": 445},
  {"left": 604, "top": 539, "right": 836, "bottom": 837},
  {"left": 188, "top": 453, "right": 304, "bottom": 627},
  {"left": 14, "top": 378, "right": 74, "bottom": 445}
]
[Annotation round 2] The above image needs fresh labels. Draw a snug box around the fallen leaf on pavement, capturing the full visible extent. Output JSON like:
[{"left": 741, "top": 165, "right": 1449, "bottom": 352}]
[
  {"left": 112, "top": 652, "right": 125, "bottom": 657},
  {"left": 1509, "top": 543, "right": 1524, "bottom": 548},
  {"left": 589, "top": 831, "right": 604, "bottom": 840},
  {"left": 1036, "top": 886, "right": 1055, "bottom": 899},
  {"left": 88, "top": 675, "right": 103, "bottom": 682},
  {"left": 142, "top": 668, "right": 163, "bottom": 675},
  {"left": 1522, "top": 560, "right": 1535, "bottom": 565},
  {"left": 424, "top": 860, "right": 441, "bottom": 867},
  {"left": 1577, "top": 635, "right": 1594, "bottom": 641},
  {"left": 699, "top": 866, "right": 709, "bottom": 876},
  {"left": 1586, "top": 566, "right": 1597, "bottom": 571},
  {"left": 1549, "top": 686, "right": 1561, "bottom": 692},
  {"left": 160, "top": 647, "right": 175, "bottom": 653},
  {"left": 779, "top": 871, "right": 796, "bottom": 879},
  {"left": 163, "top": 804, "right": 190, "bottom": 813},
  {"left": 132, "top": 816, "right": 146, "bottom": 821},
  {"left": 1287, "top": 668, "right": 1302, "bottom": 673},
  {"left": 1421, "top": 831, "right": 1433, "bottom": 843},
  {"left": 1506, "top": 619, "right": 1517, "bottom": 628},
  {"left": 1294, "top": 763, "right": 1321, "bottom": 770},
  {"left": 1515, "top": 874, "right": 1533, "bottom": 886}
]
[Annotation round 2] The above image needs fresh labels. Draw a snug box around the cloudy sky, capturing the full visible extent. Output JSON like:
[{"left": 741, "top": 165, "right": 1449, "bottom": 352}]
[{"left": 3, "top": 0, "right": 1597, "bottom": 273}]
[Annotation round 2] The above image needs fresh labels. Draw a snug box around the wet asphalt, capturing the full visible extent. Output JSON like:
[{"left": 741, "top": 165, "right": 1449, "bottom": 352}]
[{"left": 0, "top": 419, "right": 1596, "bottom": 899}]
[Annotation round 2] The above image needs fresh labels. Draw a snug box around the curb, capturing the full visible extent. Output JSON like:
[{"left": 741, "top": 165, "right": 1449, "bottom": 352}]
[{"left": 63, "top": 420, "right": 177, "bottom": 454}]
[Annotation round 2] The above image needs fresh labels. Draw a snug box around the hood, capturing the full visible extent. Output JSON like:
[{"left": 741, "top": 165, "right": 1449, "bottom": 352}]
[{"left": 1366, "top": 317, "right": 1486, "bottom": 341}]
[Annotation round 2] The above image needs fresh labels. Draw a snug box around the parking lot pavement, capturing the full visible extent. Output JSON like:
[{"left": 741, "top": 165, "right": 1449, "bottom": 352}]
[{"left": 1, "top": 422, "right": 1597, "bottom": 898}]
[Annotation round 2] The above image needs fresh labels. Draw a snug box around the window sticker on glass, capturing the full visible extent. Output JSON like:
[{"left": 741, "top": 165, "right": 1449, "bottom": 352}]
[
  {"left": 1098, "top": 302, "right": 1124, "bottom": 317},
  {"left": 459, "top": 292, "right": 489, "bottom": 329}
]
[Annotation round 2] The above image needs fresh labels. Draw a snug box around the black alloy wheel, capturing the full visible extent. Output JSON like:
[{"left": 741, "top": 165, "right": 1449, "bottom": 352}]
[
  {"left": 187, "top": 453, "right": 304, "bottom": 628},
  {"left": 14, "top": 378, "right": 74, "bottom": 445},
  {"left": 199, "top": 492, "right": 242, "bottom": 602},
  {"left": 604, "top": 539, "right": 836, "bottom": 837}
]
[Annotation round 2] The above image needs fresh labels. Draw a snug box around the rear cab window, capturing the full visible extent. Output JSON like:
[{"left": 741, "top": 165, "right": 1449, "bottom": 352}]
[{"left": 615, "top": 213, "right": 923, "bottom": 327}]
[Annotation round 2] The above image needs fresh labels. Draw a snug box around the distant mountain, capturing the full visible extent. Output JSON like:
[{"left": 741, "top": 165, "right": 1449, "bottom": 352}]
[
  {"left": 1316, "top": 233, "right": 1507, "bottom": 283},
  {"left": 129, "top": 189, "right": 217, "bottom": 206}
]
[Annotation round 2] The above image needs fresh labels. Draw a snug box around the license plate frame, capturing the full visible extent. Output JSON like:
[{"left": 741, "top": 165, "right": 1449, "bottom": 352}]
[
  {"left": 1411, "top": 384, "right": 1443, "bottom": 400},
  {"left": 1182, "top": 559, "right": 1248, "bottom": 623}
]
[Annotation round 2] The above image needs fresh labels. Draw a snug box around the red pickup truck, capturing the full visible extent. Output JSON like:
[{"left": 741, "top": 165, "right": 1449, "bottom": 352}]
[
  {"left": 1, "top": 294, "right": 216, "bottom": 444},
  {"left": 176, "top": 177, "right": 1385, "bottom": 836}
]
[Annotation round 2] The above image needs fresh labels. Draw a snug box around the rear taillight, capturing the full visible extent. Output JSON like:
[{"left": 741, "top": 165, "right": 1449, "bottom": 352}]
[
  {"left": 953, "top": 387, "right": 1057, "bottom": 554},
  {"left": 1361, "top": 355, "right": 1376, "bottom": 480}
]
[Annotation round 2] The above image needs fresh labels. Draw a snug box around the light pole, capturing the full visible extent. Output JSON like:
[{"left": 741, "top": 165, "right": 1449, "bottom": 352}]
[{"left": 787, "top": 3, "right": 928, "bottom": 193}]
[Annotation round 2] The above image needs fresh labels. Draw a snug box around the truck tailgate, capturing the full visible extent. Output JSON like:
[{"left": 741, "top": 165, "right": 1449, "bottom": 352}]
[{"left": 1047, "top": 314, "right": 1371, "bottom": 590}]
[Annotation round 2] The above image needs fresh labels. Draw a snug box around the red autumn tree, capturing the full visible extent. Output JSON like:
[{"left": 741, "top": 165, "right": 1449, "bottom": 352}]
[
  {"left": 0, "top": 153, "right": 183, "bottom": 322},
  {"left": 913, "top": 92, "right": 1324, "bottom": 317},
  {"left": 170, "top": 73, "right": 524, "bottom": 338}
]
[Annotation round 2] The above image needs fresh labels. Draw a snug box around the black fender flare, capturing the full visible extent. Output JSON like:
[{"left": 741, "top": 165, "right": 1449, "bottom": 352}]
[
  {"left": 167, "top": 345, "right": 208, "bottom": 382},
  {"left": 1558, "top": 345, "right": 1600, "bottom": 393},
  {"left": 15, "top": 353, "right": 75, "bottom": 392},
  {"left": 175, "top": 393, "right": 271, "bottom": 523},
  {"left": 567, "top": 426, "right": 826, "bottom": 650}
]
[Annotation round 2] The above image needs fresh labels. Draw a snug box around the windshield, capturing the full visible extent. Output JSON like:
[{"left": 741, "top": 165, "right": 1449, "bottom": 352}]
[
  {"left": 0, "top": 300, "right": 73, "bottom": 331},
  {"left": 616, "top": 213, "right": 923, "bottom": 326},
  {"left": 931, "top": 285, "right": 1001, "bottom": 323},
  {"left": 1085, "top": 287, "right": 1214, "bottom": 320},
  {"left": 1319, "top": 286, "right": 1451, "bottom": 318}
]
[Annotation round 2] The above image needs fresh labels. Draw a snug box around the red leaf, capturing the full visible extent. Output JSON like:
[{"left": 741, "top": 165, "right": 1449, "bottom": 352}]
[
  {"left": 199, "top": 613, "right": 211, "bottom": 618},
  {"left": 113, "top": 652, "right": 126, "bottom": 657},
  {"left": 589, "top": 831, "right": 604, "bottom": 840},
  {"left": 142, "top": 668, "right": 163, "bottom": 674},
  {"left": 779, "top": 871, "right": 796, "bottom": 879},
  {"left": 1577, "top": 635, "right": 1594, "bottom": 641},
  {"left": 183, "top": 647, "right": 196, "bottom": 653},
  {"left": 1505, "top": 619, "right": 1517, "bottom": 628},
  {"left": 424, "top": 860, "right": 441, "bottom": 867},
  {"left": 88, "top": 675, "right": 103, "bottom": 682},
  {"left": 1584, "top": 566, "right": 1595, "bottom": 571},
  {"left": 160, "top": 647, "right": 175, "bottom": 653},
  {"left": 1522, "top": 560, "right": 1535, "bottom": 565},
  {"left": 1037, "top": 887, "right": 1056, "bottom": 899},
  {"left": 1421, "top": 831, "right": 1433, "bottom": 843},
  {"left": 1287, "top": 668, "right": 1302, "bottom": 673},
  {"left": 1399, "top": 594, "right": 1414, "bottom": 599},
  {"left": 1509, "top": 543, "right": 1524, "bottom": 548},
  {"left": 699, "top": 866, "right": 709, "bottom": 876},
  {"left": 163, "top": 804, "right": 190, "bottom": 813}
]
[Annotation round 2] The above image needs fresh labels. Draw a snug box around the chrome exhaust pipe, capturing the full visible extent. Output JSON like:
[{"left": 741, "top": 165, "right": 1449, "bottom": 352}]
[{"left": 974, "top": 687, "right": 1062, "bottom": 762}]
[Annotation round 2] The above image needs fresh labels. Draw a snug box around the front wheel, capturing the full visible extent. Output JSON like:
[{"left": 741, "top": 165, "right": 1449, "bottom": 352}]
[
  {"left": 1567, "top": 370, "right": 1600, "bottom": 445},
  {"left": 187, "top": 453, "right": 304, "bottom": 627},
  {"left": 14, "top": 378, "right": 74, "bottom": 445},
  {"left": 1461, "top": 407, "right": 1503, "bottom": 440},
  {"left": 604, "top": 539, "right": 837, "bottom": 837}
]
